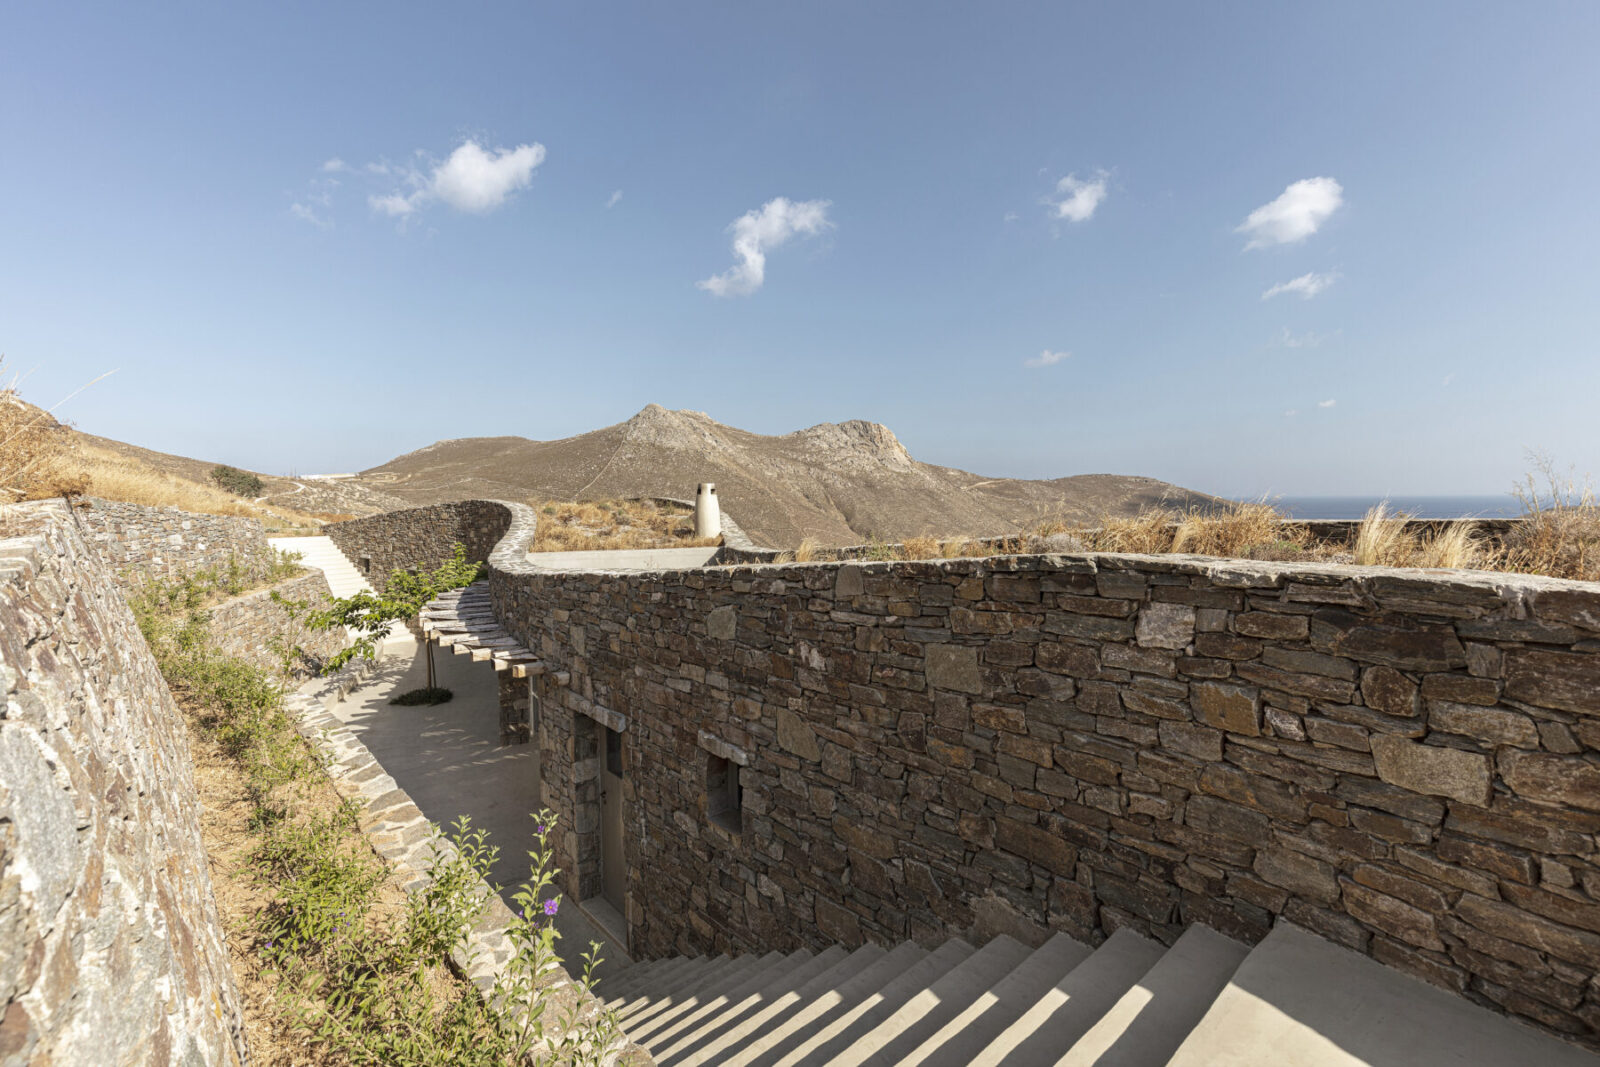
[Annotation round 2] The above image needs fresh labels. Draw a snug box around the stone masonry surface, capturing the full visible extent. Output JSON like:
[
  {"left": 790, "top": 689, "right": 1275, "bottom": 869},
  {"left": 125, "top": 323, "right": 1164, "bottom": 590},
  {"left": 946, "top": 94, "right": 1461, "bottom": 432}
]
[
  {"left": 75, "top": 496, "right": 274, "bottom": 582},
  {"left": 326, "top": 501, "right": 510, "bottom": 594},
  {"left": 207, "top": 569, "right": 345, "bottom": 679},
  {"left": 323, "top": 499, "right": 1600, "bottom": 1048},
  {"left": 0, "top": 502, "right": 246, "bottom": 1066}
]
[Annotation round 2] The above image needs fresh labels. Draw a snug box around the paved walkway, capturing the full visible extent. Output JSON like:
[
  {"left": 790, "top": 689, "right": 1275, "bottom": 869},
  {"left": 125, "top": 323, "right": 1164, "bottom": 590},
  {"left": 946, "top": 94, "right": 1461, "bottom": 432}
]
[{"left": 327, "top": 640, "right": 631, "bottom": 981}]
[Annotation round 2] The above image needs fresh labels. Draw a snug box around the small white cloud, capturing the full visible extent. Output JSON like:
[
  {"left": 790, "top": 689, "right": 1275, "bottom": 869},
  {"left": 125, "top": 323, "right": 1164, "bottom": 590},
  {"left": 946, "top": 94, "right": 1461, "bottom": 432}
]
[
  {"left": 1025, "top": 349, "right": 1070, "bottom": 368},
  {"left": 1284, "top": 409, "right": 1300, "bottom": 417},
  {"left": 1238, "top": 177, "right": 1343, "bottom": 249},
  {"left": 697, "top": 197, "right": 832, "bottom": 297},
  {"left": 1442, "top": 372, "right": 1456, "bottom": 386},
  {"left": 1262, "top": 270, "right": 1339, "bottom": 300},
  {"left": 322, "top": 157, "right": 347, "bottom": 173},
  {"left": 1003, "top": 211, "right": 1020, "bottom": 223},
  {"left": 606, "top": 189, "right": 623, "bottom": 209},
  {"left": 1274, "top": 327, "right": 1339, "bottom": 349},
  {"left": 1318, "top": 398, "right": 1337, "bottom": 408},
  {"left": 1045, "top": 172, "right": 1108, "bottom": 223},
  {"left": 369, "top": 139, "right": 546, "bottom": 219},
  {"left": 290, "top": 202, "right": 330, "bottom": 227}
]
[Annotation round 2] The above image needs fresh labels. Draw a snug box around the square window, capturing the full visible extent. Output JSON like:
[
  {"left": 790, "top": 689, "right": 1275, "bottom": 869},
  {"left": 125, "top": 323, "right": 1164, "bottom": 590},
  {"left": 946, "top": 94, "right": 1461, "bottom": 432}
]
[{"left": 707, "top": 754, "right": 741, "bottom": 834}]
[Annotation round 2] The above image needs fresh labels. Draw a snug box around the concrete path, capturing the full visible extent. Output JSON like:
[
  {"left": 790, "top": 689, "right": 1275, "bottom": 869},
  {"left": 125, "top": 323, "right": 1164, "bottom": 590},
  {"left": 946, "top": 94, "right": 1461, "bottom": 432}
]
[
  {"left": 523, "top": 546, "right": 721, "bottom": 572},
  {"left": 326, "top": 640, "right": 631, "bottom": 982}
]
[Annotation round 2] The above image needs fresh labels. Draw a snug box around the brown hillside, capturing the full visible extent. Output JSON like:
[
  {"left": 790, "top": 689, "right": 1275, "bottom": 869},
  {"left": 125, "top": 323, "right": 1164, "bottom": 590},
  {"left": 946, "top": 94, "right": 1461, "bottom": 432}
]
[{"left": 352, "top": 405, "right": 1226, "bottom": 547}]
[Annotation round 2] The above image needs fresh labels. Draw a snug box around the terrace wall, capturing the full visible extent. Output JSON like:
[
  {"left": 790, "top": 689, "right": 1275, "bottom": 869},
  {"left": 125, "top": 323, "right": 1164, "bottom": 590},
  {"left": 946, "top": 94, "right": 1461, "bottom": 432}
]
[
  {"left": 74, "top": 496, "right": 274, "bottom": 581},
  {"left": 0, "top": 503, "right": 246, "bottom": 1066},
  {"left": 329, "top": 499, "right": 1600, "bottom": 1045}
]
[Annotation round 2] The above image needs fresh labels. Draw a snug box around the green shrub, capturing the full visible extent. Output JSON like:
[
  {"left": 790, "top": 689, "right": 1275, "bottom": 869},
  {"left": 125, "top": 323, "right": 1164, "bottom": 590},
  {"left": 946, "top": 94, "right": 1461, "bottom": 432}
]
[{"left": 211, "top": 464, "right": 264, "bottom": 497}]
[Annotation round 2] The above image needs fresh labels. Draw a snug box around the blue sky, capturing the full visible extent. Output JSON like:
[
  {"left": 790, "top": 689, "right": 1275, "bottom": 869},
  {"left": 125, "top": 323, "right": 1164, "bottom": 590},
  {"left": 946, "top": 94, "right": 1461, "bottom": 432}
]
[{"left": 3, "top": 3, "right": 1597, "bottom": 497}]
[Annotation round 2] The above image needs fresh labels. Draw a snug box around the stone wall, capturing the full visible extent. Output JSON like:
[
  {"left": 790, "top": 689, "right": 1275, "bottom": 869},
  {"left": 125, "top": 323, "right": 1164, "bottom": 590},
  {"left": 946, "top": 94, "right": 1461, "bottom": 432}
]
[
  {"left": 208, "top": 569, "right": 346, "bottom": 679},
  {"left": 325, "top": 501, "right": 511, "bottom": 592},
  {"left": 0, "top": 503, "right": 246, "bottom": 1066},
  {"left": 75, "top": 496, "right": 274, "bottom": 581},
  {"left": 312, "top": 497, "right": 1600, "bottom": 1044}
]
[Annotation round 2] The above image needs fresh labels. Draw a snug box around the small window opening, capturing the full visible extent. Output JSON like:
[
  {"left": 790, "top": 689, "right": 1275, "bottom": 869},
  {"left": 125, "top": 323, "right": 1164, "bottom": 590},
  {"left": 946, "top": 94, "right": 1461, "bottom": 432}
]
[
  {"left": 707, "top": 754, "right": 741, "bottom": 833},
  {"left": 359, "top": 555, "right": 372, "bottom": 574},
  {"left": 606, "top": 726, "right": 624, "bottom": 778}
]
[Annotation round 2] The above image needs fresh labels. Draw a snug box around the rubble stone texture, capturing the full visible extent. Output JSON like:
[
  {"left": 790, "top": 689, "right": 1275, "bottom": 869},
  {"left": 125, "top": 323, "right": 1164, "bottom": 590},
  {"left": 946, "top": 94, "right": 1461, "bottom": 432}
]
[
  {"left": 74, "top": 496, "right": 274, "bottom": 581},
  {"left": 0, "top": 503, "right": 245, "bottom": 1067},
  {"left": 304, "top": 499, "right": 1600, "bottom": 1047}
]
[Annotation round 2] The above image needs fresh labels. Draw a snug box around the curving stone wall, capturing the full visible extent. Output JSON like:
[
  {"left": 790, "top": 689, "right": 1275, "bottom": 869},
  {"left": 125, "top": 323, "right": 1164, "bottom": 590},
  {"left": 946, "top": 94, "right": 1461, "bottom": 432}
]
[
  {"left": 207, "top": 569, "right": 346, "bottom": 679},
  {"left": 325, "top": 501, "right": 512, "bottom": 592},
  {"left": 74, "top": 496, "right": 274, "bottom": 581},
  {"left": 0, "top": 502, "right": 245, "bottom": 1066},
  {"left": 315, "top": 498, "right": 1600, "bottom": 1046}
]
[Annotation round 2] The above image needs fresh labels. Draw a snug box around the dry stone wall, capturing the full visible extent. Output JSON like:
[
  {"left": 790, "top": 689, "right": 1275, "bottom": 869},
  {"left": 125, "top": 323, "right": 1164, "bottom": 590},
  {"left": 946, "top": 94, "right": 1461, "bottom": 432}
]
[
  {"left": 315, "top": 498, "right": 1600, "bottom": 1046},
  {"left": 326, "top": 501, "right": 510, "bottom": 592},
  {"left": 207, "top": 569, "right": 346, "bottom": 678},
  {"left": 75, "top": 496, "right": 273, "bottom": 581},
  {"left": 0, "top": 502, "right": 245, "bottom": 1066}
]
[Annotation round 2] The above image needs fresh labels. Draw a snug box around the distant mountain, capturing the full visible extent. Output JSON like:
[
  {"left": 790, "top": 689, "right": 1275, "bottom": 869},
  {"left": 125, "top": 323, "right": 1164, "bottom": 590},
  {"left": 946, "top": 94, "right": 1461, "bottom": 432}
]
[{"left": 329, "top": 405, "right": 1225, "bottom": 547}]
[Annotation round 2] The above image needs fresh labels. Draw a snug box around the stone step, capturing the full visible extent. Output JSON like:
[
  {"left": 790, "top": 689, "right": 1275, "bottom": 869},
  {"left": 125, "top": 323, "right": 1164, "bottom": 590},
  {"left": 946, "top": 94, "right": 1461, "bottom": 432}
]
[
  {"left": 970, "top": 927, "right": 1167, "bottom": 1067},
  {"left": 702, "top": 943, "right": 923, "bottom": 1067},
  {"left": 1168, "top": 922, "right": 1600, "bottom": 1067},
  {"left": 617, "top": 956, "right": 722, "bottom": 1021},
  {"left": 641, "top": 949, "right": 818, "bottom": 1054},
  {"left": 626, "top": 951, "right": 792, "bottom": 1042},
  {"left": 653, "top": 946, "right": 853, "bottom": 1066},
  {"left": 1056, "top": 924, "right": 1248, "bottom": 1067},
  {"left": 829, "top": 934, "right": 1036, "bottom": 1067},
  {"left": 893, "top": 932, "right": 1095, "bottom": 1067},
  {"left": 606, "top": 954, "right": 706, "bottom": 1008},
  {"left": 791, "top": 937, "right": 1019, "bottom": 1067},
  {"left": 732, "top": 941, "right": 950, "bottom": 1067}
]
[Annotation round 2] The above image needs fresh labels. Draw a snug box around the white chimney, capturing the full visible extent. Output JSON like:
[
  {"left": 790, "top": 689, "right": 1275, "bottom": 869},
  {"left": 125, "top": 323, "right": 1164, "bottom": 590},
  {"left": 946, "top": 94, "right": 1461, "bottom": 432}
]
[{"left": 694, "top": 483, "right": 722, "bottom": 540}]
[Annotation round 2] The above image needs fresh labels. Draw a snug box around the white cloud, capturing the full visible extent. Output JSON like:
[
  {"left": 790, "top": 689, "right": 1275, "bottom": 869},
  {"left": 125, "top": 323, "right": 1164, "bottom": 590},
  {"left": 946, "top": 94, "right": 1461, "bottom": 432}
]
[
  {"left": 1046, "top": 172, "right": 1108, "bottom": 223},
  {"left": 1442, "top": 372, "right": 1456, "bottom": 386},
  {"left": 1238, "top": 177, "right": 1343, "bottom": 249},
  {"left": 1262, "top": 270, "right": 1339, "bottom": 300},
  {"left": 606, "top": 189, "right": 623, "bottom": 209},
  {"left": 1003, "top": 212, "right": 1019, "bottom": 223},
  {"left": 1024, "top": 349, "right": 1070, "bottom": 368},
  {"left": 322, "top": 157, "right": 347, "bottom": 173},
  {"left": 1284, "top": 409, "right": 1300, "bottom": 417},
  {"left": 290, "top": 202, "right": 330, "bottom": 227},
  {"left": 1318, "top": 398, "right": 1337, "bottom": 408},
  {"left": 369, "top": 139, "right": 546, "bottom": 219},
  {"left": 1274, "top": 327, "right": 1339, "bottom": 349},
  {"left": 697, "top": 197, "right": 832, "bottom": 297}
]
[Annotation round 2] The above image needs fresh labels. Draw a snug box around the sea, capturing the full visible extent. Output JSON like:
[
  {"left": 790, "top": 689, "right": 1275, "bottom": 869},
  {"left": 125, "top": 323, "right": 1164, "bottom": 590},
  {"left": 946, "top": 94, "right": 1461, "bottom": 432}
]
[{"left": 1241, "top": 495, "right": 1524, "bottom": 521}]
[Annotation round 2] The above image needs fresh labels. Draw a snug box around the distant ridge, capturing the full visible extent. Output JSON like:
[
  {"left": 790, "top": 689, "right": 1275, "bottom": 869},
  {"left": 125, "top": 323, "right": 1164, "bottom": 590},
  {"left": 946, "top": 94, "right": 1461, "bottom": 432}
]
[{"left": 325, "top": 405, "right": 1224, "bottom": 547}]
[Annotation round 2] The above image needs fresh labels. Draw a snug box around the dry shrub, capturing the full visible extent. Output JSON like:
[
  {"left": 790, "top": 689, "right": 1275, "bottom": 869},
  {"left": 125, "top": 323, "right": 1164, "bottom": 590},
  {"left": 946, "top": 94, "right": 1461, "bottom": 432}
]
[
  {"left": 938, "top": 535, "right": 972, "bottom": 558},
  {"left": 0, "top": 390, "right": 84, "bottom": 501},
  {"left": 793, "top": 537, "right": 833, "bottom": 563},
  {"left": 1171, "top": 501, "right": 1292, "bottom": 558},
  {"left": 1501, "top": 457, "right": 1600, "bottom": 581},
  {"left": 529, "top": 497, "right": 717, "bottom": 553},
  {"left": 1078, "top": 510, "right": 1177, "bottom": 554},
  {"left": 900, "top": 535, "right": 942, "bottom": 560}
]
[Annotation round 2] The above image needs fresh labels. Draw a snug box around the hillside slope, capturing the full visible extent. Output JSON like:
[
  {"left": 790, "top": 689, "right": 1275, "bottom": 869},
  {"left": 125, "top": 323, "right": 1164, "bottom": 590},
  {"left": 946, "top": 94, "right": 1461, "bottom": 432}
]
[{"left": 352, "top": 405, "right": 1224, "bottom": 547}]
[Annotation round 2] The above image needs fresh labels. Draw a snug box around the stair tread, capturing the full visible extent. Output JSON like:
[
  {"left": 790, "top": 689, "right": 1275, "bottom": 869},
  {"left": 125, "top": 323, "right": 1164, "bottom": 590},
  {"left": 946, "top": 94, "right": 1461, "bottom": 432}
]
[
  {"left": 1056, "top": 924, "right": 1249, "bottom": 1067},
  {"left": 628, "top": 951, "right": 790, "bottom": 1040},
  {"left": 640, "top": 950, "right": 812, "bottom": 1052},
  {"left": 655, "top": 946, "right": 852, "bottom": 1066},
  {"left": 1167, "top": 922, "right": 1600, "bottom": 1067},
  {"left": 970, "top": 927, "right": 1166, "bottom": 1067},
  {"left": 836, "top": 934, "right": 1036, "bottom": 1067},
  {"left": 712, "top": 943, "right": 927, "bottom": 1067},
  {"left": 896, "top": 932, "right": 1095, "bottom": 1067},
  {"left": 779, "top": 939, "right": 986, "bottom": 1066},
  {"left": 618, "top": 956, "right": 721, "bottom": 1019}
]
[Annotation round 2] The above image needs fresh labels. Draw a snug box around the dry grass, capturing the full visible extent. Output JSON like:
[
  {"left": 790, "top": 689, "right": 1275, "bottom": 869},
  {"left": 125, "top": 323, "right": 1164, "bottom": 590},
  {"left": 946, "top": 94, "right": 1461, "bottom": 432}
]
[
  {"left": 530, "top": 497, "right": 721, "bottom": 553},
  {"left": 792, "top": 537, "right": 830, "bottom": 563},
  {"left": 0, "top": 387, "right": 85, "bottom": 502}
]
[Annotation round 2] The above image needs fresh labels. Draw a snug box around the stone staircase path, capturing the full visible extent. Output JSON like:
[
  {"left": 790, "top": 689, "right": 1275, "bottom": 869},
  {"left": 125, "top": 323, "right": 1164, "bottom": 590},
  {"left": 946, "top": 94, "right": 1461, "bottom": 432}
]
[
  {"left": 271, "top": 535, "right": 414, "bottom": 651},
  {"left": 608, "top": 921, "right": 1598, "bottom": 1065}
]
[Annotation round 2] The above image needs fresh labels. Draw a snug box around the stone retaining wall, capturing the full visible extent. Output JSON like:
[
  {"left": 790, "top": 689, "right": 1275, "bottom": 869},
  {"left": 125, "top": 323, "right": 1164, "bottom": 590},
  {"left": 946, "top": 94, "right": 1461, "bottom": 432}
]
[
  {"left": 75, "top": 496, "right": 274, "bottom": 581},
  {"left": 326, "top": 501, "right": 510, "bottom": 592},
  {"left": 208, "top": 569, "right": 346, "bottom": 679},
  {"left": 0, "top": 502, "right": 246, "bottom": 1066},
  {"left": 307, "top": 498, "right": 1600, "bottom": 1046}
]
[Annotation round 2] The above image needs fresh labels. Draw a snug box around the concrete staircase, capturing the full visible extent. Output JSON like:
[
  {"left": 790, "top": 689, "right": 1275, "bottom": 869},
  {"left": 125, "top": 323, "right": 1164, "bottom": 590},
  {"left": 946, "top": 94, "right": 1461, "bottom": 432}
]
[
  {"left": 269, "top": 535, "right": 374, "bottom": 599},
  {"left": 604, "top": 922, "right": 1598, "bottom": 1066},
  {"left": 270, "top": 536, "right": 413, "bottom": 650}
]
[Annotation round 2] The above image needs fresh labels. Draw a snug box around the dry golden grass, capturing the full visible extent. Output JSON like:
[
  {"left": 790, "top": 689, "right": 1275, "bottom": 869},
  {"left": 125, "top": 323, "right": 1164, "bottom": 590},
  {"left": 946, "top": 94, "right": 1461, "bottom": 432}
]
[
  {"left": 1501, "top": 458, "right": 1600, "bottom": 582},
  {"left": 792, "top": 537, "right": 831, "bottom": 563},
  {"left": 530, "top": 497, "right": 721, "bottom": 553},
  {"left": 0, "top": 390, "right": 85, "bottom": 502},
  {"left": 900, "top": 535, "right": 942, "bottom": 560}
]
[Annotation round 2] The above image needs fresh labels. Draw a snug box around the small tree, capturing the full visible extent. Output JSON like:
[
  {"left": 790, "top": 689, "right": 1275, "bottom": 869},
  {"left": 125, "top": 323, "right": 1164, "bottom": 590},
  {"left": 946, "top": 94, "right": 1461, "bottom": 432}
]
[
  {"left": 306, "top": 544, "right": 484, "bottom": 692},
  {"left": 211, "top": 464, "right": 264, "bottom": 497}
]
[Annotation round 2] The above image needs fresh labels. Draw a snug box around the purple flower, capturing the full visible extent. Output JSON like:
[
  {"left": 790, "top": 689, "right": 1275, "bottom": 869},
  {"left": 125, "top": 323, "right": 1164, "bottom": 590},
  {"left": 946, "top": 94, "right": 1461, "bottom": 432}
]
[{"left": 543, "top": 899, "right": 559, "bottom": 918}]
